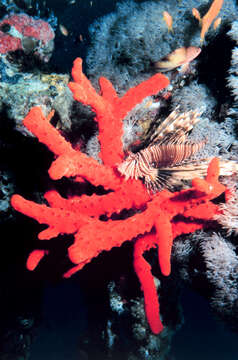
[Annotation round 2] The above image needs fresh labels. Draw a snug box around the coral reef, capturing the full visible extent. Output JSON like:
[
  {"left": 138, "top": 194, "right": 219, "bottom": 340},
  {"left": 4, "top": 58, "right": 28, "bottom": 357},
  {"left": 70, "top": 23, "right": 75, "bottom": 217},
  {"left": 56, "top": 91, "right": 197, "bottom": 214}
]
[
  {"left": 0, "top": 70, "right": 73, "bottom": 134},
  {"left": 215, "top": 180, "right": 238, "bottom": 235},
  {"left": 0, "top": 0, "right": 58, "bottom": 34},
  {"left": 106, "top": 280, "right": 175, "bottom": 360},
  {"left": 0, "top": 13, "right": 54, "bottom": 61},
  {"left": 0, "top": 12, "right": 74, "bottom": 135},
  {"left": 171, "top": 80, "right": 217, "bottom": 117},
  {"left": 86, "top": 0, "right": 237, "bottom": 92},
  {"left": 1, "top": 1, "right": 238, "bottom": 358},
  {"left": 11, "top": 57, "right": 231, "bottom": 336},
  {"left": 200, "top": 232, "right": 238, "bottom": 328},
  {"left": 172, "top": 227, "right": 238, "bottom": 332},
  {"left": 227, "top": 20, "right": 238, "bottom": 118},
  {"left": 0, "top": 170, "right": 15, "bottom": 213}
]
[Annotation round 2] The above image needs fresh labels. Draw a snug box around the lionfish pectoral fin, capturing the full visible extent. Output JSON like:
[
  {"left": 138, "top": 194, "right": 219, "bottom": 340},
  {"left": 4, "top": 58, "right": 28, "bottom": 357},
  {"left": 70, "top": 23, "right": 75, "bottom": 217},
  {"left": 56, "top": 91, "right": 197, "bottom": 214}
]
[{"left": 143, "top": 168, "right": 160, "bottom": 191}]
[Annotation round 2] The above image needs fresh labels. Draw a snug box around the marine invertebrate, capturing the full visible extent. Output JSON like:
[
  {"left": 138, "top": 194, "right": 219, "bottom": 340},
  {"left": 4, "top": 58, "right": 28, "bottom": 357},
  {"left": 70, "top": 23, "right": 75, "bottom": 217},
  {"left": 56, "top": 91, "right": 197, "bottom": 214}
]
[
  {"left": 215, "top": 186, "right": 238, "bottom": 235},
  {"left": 227, "top": 20, "right": 238, "bottom": 107},
  {"left": 170, "top": 80, "right": 217, "bottom": 116},
  {"left": 0, "top": 13, "right": 54, "bottom": 61},
  {"left": 11, "top": 58, "right": 227, "bottom": 334},
  {"left": 199, "top": 232, "right": 238, "bottom": 328},
  {"left": 86, "top": 0, "right": 236, "bottom": 91},
  {"left": 172, "top": 229, "right": 238, "bottom": 331}
]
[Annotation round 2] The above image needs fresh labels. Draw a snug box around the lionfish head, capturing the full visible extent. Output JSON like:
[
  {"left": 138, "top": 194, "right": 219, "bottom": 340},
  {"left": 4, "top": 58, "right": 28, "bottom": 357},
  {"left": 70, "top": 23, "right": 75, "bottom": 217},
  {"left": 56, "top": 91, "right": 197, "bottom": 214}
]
[
  {"left": 118, "top": 152, "right": 141, "bottom": 181},
  {"left": 118, "top": 152, "right": 159, "bottom": 193}
]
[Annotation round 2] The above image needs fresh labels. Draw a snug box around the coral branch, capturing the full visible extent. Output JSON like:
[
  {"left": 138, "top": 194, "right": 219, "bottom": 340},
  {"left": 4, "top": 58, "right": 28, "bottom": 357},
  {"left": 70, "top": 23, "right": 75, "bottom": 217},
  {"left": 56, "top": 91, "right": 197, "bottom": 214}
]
[
  {"left": 155, "top": 214, "right": 173, "bottom": 276},
  {"left": 24, "top": 107, "right": 73, "bottom": 156},
  {"left": 44, "top": 179, "right": 150, "bottom": 218},
  {"left": 68, "top": 57, "right": 169, "bottom": 166},
  {"left": 27, "top": 250, "right": 48, "bottom": 271},
  {"left": 134, "top": 234, "right": 163, "bottom": 334},
  {"left": 11, "top": 194, "right": 88, "bottom": 239},
  {"left": 116, "top": 73, "right": 170, "bottom": 119}
]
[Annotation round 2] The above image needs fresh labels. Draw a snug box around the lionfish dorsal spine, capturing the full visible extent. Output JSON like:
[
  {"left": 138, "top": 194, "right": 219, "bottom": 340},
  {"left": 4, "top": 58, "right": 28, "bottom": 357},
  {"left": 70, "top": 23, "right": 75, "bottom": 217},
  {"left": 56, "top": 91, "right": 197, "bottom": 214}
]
[{"left": 151, "top": 107, "right": 201, "bottom": 145}]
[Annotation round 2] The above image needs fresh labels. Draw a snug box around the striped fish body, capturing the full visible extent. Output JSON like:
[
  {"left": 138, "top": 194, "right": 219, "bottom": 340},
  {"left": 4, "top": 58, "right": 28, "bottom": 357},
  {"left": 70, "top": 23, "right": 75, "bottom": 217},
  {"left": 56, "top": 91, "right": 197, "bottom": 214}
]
[
  {"left": 118, "top": 141, "right": 206, "bottom": 190},
  {"left": 118, "top": 108, "right": 207, "bottom": 191},
  {"left": 117, "top": 151, "right": 158, "bottom": 183},
  {"left": 145, "top": 141, "right": 206, "bottom": 168}
]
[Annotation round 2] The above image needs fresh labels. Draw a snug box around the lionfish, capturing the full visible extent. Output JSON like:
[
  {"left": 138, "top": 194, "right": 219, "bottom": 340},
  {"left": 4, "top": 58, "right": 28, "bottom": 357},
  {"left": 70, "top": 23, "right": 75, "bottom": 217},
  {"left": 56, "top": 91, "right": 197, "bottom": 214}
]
[{"left": 118, "top": 108, "right": 238, "bottom": 192}]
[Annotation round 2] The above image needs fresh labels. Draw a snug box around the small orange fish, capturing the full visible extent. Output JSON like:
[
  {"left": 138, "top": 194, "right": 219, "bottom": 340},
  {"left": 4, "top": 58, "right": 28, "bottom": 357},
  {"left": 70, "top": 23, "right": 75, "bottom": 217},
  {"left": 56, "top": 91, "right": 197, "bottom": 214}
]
[
  {"left": 59, "top": 24, "right": 68, "bottom": 36},
  {"left": 192, "top": 8, "right": 201, "bottom": 24},
  {"left": 154, "top": 46, "right": 201, "bottom": 73},
  {"left": 163, "top": 11, "right": 173, "bottom": 33},
  {"left": 144, "top": 100, "right": 161, "bottom": 109},
  {"left": 213, "top": 17, "right": 222, "bottom": 30},
  {"left": 145, "top": 100, "right": 153, "bottom": 108},
  {"left": 200, "top": 0, "right": 223, "bottom": 42}
]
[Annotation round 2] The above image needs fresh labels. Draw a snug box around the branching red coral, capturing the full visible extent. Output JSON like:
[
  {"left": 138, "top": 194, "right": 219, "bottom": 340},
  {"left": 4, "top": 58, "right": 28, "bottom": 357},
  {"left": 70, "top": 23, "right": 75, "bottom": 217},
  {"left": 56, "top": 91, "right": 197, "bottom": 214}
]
[{"left": 11, "top": 58, "right": 226, "bottom": 334}]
